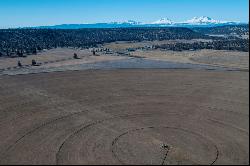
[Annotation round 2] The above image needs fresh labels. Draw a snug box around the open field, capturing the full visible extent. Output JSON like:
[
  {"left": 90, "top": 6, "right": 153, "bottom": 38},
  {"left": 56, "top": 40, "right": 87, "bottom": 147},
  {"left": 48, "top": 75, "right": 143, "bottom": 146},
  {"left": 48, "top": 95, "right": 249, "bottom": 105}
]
[
  {"left": 0, "top": 48, "right": 125, "bottom": 70},
  {"left": 1, "top": 47, "right": 244, "bottom": 76},
  {"left": 131, "top": 49, "right": 249, "bottom": 70},
  {"left": 0, "top": 43, "right": 248, "bottom": 75},
  {"left": 104, "top": 41, "right": 249, "bottom": 70},
  {"left": 0, "top": 41, "right": 249, "bottom": 164},
  {"left": 0, "top": 69, "right": 248, "bottom": 165},
  {"left": 103, "top": 39, "right": 213, "bottom": 51}
]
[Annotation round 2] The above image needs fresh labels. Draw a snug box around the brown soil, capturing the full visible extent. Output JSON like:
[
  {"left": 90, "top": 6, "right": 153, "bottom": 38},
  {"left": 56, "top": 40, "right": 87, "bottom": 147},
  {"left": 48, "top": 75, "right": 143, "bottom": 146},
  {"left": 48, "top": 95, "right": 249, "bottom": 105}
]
[
  {"left": 0, "top": 48, "right": 126, "bottom": 70},
  {"left": 131, "top": 49, "right": 249, "bottom": 70},
  {"left": 103, "top": 41, "right": 249, "bottom": 70},
  {"left": 0, "top": 69, "right": 248, "bottom": 165}
]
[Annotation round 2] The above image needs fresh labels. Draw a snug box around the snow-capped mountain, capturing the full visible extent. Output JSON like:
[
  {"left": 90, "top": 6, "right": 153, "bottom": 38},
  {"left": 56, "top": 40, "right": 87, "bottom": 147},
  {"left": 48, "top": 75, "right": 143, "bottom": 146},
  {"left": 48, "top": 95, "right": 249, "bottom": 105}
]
[
  {"left": 111, "top": 20, "right": 142, "bottom": 25},
  {"left": 185, "top": 16, "right": 220, "bottom": 24},
  {"left": 152, "top": 18, "right": 173, "bottom": 24},
  {"left": 149, "top": 16, "right": 237, "bottom": 26},
  {"left": 34, "top": 17, "right": 246, "bottom": 29},
  {"left": 125, "top": 20, "right": 142, "bottom": 25}
]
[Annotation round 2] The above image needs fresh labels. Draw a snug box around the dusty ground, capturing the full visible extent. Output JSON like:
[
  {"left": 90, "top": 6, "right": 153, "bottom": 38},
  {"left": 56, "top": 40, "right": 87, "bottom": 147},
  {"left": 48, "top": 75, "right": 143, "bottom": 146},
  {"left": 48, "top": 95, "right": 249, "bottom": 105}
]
[
  {"left": 0, "top": 43, "right": 249, "bottom": 164},
  {"left": 104, "top": 41, "right": 249, "bottom": 70},
  {"left": 131, "top": 49, "right": 249, "bottom": 70},
  {"left": 0, "top": 69, "right": 248, "bottom": 165},
  {"left": 0, "top": 48, "right": 126, "bottom": 70},
  {"left": 1, "top": 45, "right": 248, "bottom": 74}
]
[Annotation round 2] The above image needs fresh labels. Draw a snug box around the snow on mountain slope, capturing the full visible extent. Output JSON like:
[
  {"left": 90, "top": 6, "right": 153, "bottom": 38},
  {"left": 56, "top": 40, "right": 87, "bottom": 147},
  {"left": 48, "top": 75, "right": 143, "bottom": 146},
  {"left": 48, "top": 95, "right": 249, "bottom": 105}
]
[
  {"left": 110, "top": 20, "right": 142, "bottom": 25},
  {"left": 185, "top": 16, "right": 222, "bottom": 24},
  {"left": 152, "top": 18, "right": 173, "bottom": 24},
  {"left": 150, "top": 16, "right": 236, "bottom": 25},
  {"left": 34, "top": 17, "right": 245, "bottom": 29}
]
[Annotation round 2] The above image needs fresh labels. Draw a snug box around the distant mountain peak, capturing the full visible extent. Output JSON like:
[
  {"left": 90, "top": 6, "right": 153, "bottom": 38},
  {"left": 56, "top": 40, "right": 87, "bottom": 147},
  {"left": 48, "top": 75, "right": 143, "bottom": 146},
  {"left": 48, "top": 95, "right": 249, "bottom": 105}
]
[
  {"left": 33, "top": 16, "right": 245, "bottom": 29},
  {"left": 110, "top": 20, "right": 142, "bottom": 25},
  {"left": 126, "top": 20, "right": 142, "bottom": 25},
  {"left": 185, "top": 16, "right": 221, "bottom": 24},
  {"left": 152, "top": 18, "right": 173, "bottom": 24}
]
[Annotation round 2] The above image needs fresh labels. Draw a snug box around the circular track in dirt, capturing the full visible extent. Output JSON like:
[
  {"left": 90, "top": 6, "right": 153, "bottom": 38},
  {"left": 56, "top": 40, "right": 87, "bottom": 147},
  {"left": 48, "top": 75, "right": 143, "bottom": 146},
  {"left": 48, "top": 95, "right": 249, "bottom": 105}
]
[{"left": 112, "top": 126, "right": 219, "bottom": 165}]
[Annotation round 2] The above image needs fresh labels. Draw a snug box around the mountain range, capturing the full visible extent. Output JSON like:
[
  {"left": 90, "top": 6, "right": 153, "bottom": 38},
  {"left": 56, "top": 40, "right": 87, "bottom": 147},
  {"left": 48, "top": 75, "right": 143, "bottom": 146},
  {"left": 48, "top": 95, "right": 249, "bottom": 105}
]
[{"left": 34, "top": 16, "right": 247, "bottom": 29}]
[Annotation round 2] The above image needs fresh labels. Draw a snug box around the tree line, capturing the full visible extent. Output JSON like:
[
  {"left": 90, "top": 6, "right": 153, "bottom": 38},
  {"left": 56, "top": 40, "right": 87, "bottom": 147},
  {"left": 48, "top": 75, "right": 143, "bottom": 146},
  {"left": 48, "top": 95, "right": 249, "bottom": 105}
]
[
  {"left": 192, "top": 24, "right": 249, "bottom": 36},
  {"left": 153, "top": 39, "right": 249, "bottom": 52},
  {"left": 0, "top": 27, "right": 248, "bottom": 58},
  {"left": 0, "top": 28, "right": 208, "bottom": 57}
]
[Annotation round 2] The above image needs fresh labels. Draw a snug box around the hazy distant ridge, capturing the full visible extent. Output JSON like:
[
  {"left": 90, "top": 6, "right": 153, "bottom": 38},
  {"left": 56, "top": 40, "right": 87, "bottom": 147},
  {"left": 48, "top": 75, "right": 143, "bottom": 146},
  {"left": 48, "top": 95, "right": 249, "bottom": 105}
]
[{"left": 32, "top": 16, "right": 247, "bottom": 29}]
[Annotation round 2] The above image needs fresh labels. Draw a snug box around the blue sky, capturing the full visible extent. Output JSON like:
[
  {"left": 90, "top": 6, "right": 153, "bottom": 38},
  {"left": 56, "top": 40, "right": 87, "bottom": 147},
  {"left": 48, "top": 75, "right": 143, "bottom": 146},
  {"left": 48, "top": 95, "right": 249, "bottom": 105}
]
[{"left": 0, "top": 0, "right": 249, "bottom": 28}]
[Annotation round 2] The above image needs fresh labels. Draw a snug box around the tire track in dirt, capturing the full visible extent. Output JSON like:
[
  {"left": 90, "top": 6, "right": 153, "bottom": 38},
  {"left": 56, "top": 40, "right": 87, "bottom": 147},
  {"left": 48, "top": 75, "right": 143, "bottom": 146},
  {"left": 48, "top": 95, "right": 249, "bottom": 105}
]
[
  {"left": 55, "top": 113, "right": 158, "bottom": 164},
  {"left": 0, "top": 109, "right": 89, "bottom": 159},
  {"left": 111, "top": 126, "right": 219, "bottom": 165}
]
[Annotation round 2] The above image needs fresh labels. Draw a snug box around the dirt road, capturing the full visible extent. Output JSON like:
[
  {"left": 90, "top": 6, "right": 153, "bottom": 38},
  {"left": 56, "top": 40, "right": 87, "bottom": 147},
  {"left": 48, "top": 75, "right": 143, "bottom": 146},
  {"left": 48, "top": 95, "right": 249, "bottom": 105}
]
[{"left": 0, "top": 69, "right": 249, "bottom": 165}]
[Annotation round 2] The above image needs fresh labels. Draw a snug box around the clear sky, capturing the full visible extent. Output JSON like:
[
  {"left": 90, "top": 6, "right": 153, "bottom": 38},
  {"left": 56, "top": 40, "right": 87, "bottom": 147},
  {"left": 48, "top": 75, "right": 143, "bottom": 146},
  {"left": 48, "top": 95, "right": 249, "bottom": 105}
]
[{"left": 0, "top": 0, "right": 249, "bottom": 28}]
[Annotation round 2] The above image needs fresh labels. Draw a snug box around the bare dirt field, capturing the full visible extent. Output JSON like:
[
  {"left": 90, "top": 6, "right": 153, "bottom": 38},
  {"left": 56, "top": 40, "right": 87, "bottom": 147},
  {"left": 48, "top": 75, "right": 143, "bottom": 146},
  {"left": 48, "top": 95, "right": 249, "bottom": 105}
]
[
  {"left": 0, "top": 69, "right": 248, "bottom": 165},
  {"left": 104, "top": 41, "right": 249, "bottom": 70},
  {"left": 131, "top": 49, "right": 249, "bottom": 70},
  {"left": 1, "top": 44, "right": 248, "bottom": 75},
  {"left": 0, "top": 48, "right": 126, "bottom": 70}
]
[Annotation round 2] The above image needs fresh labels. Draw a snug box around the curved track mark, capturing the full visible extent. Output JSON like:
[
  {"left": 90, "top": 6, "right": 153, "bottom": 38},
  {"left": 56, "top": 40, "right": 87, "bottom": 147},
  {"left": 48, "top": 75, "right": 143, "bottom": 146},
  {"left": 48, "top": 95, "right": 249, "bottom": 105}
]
[
  {"left": 55, "top": 113, "right": 156, "bottom": 164},
  {"left": 111, "top": 126, "right": 219, "bottom": 165},
  {"left": 0, "top": 109, "right": 89, "bottom": 159},
  {"left": 207, "top": 119, "right": 249, "bottom": 134}
]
